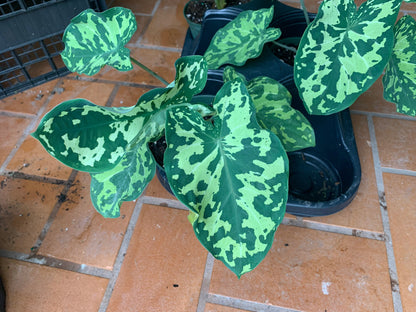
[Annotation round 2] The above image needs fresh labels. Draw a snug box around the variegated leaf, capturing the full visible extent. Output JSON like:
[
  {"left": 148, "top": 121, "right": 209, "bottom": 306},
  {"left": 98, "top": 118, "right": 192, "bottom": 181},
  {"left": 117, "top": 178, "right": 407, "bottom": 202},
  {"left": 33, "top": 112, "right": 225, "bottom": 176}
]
[
  {"left": 32, "top": 55, "right": 208, "bottom": 175},
  {"left": 383, "top": 15, "right": 416, "bottom": 116},
  {"left": 203, "top": 7, "right": 281, "bottom": 70},
  {"left": 223, "top": 67, "right": 315, "bottom": 151},
  {"left": 165, "top": 80, "right": 288, "bottom": 277},
  {"left": 90, "top": 141, "right": 155, "bottom": 218},
  {"left": 247, "top": 77, "right": 315, "bottom": 151},
  {"left": 32, "top": 99, "right": 144, "bottom": 173},
  {"left": 294, "top": 0, "right": 401, "bottom": 115},
  {"left": 61, "top": 7, "right": 136, "bottom": 75}
]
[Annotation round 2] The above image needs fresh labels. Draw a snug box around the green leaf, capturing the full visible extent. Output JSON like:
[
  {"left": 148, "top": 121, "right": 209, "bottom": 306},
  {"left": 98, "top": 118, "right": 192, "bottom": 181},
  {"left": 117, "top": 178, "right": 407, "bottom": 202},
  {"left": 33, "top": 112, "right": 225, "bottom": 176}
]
[
  {"left": 203, "top": 7, "right": 281, "bottom": 70},
  {"left": 165, "top": 80, "right": 288, "bottom": 277},
  {"left": 32, "top": 99, "right": 145, "bottom": 173},
  {"left": 61, "top": 7, "right": 137, "bottom": 75},
  {"left": 32, "top": 55, "right": 208, "bottom": 175},
  {"left": 223, "top": 67, "right": 315, "bottom": 151},
  {"left": 247, "top": 77, "right": 315, "bottom": 151},
  {"left": 383, "top": 15, "right": 416, "bottom": 116},
  {"left": 90, "top": 143, "right": 155, "bottom": 218},
  {"left": 294, "top": 0, "right": 402, "bottom": 115}
]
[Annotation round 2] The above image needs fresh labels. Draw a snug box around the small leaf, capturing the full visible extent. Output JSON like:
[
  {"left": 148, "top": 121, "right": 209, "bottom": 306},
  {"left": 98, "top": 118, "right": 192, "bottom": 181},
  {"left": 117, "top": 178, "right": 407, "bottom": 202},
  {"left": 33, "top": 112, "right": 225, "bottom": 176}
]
[
  {"left": 223, "top": 67, "right": 315, "bottom": 151},
  {"left": 294, "top": 0, "right": 402, "bottom": 115},
  {"left": 247, "top": 76, "right": 315, "bottom": 151},
  {"left": 383, "top": 15, "right": 416, "bottom": 116},
  {"left": 90, "top": 143, "right": 155, "bottom": 218},
  {"left": 61, "top": 7, "right": 137, "bottom": 75},
  {"left": 203, "top": 7, "right": 281, "bottom": 70},
  {"left": 165, "top": 80, "right": 288, "bottom": 277}
]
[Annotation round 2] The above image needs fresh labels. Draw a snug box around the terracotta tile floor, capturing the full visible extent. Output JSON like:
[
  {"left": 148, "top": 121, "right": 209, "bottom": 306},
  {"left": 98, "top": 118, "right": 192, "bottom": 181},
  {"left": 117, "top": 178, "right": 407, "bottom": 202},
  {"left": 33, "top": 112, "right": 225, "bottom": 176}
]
[{"left": 1, "top": 0, "right": 416, "bottom": 311}]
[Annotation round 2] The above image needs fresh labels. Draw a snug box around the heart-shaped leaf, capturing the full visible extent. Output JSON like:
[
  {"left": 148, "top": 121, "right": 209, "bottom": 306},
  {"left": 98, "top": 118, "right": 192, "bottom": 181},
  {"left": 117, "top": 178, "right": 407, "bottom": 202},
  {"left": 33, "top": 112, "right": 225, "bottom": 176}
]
[
  {"left": 294, "top": 0, "right": 401, "bottom": 115},
  {"left": 203, "top": 7, "right": 281, "bottom": 70},
  {"left": 61, "top": 7, "right": 137, "bottom": 75},
  {"left": 383, "top": 15, "right": 416, "bottom": 116},
  {"left": 165, "top": 80, "right": 288, "bottom": 277}
]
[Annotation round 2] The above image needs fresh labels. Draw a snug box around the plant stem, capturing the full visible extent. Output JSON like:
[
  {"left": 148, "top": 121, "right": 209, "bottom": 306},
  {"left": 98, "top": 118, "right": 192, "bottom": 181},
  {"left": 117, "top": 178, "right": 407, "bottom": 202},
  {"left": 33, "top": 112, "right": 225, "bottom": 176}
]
[
  {"left": 130, "top": 57, "right": 169, "bottom": 86},
  {"left": 300, "top": 0, "right": 311, "bottom": 25},
  {"left": 271, "top": 41, "right": 297, "bottom": 54}
]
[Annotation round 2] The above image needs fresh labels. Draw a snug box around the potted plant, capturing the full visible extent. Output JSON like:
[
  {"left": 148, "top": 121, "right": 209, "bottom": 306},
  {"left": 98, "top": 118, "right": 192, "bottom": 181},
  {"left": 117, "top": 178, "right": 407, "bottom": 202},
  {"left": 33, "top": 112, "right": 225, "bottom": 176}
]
[
  {"left": 32, "top": 0, "right": 416, "bottom": 277},
  {"left": 32, "top": 6, "right": 315, "bottom": 277}
]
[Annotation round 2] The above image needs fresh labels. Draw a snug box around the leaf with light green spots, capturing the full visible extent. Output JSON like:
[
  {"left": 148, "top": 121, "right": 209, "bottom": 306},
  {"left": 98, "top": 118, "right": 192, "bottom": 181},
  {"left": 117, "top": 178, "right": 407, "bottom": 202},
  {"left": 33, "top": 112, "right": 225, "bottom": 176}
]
[
  {"left": 247, "top": 77, "right": 315, "bottom": 151},
  {"left": 32, "top": 55, "right": 208, "bottom": 175},
  {"left": 203, "top": 7, "right": 281, "bottom": 70},
  {"left": 383, "top": 15, "right": 416, "bottom": 116},
  {"left": 32, "top": 99, "right": 145, "bottom": 173},
  {"left": 61, "top": 7, "right": 137, "bottom": 75},
  {"left": 223, "top": 67, "right": 315, "bottom": 151},
  {"left": 164, "top": 80, "right": 288, "bottom": 277},
  {"left": 294, "top": 0, "right": 402, "bottom": 115},
  {"left": 90, "top": 139, "right": 155, "bottom": 218}
]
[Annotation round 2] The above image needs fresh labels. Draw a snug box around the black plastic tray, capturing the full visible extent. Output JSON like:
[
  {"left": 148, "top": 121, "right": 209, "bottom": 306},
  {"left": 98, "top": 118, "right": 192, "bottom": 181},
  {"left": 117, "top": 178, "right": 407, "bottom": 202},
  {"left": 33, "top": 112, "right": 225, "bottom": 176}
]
[
  {"left": 0, "top": 0, "right": 106, "bottom": 99},
  {"left": 177, "top": 0, "right": 361, "bottom": 217}
]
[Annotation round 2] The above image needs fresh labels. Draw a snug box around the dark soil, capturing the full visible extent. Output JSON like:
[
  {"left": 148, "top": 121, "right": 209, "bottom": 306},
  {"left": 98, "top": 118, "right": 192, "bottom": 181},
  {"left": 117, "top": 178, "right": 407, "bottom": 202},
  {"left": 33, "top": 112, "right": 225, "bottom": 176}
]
[
  {"left": 185, "top": 0, "right": 251, "bottom": 24},
  {"left": 149, "top": 138, "right": 167, "bottom": 167},
  {"left": 268, "top": 43, "right": 297, "bottom": 66}
]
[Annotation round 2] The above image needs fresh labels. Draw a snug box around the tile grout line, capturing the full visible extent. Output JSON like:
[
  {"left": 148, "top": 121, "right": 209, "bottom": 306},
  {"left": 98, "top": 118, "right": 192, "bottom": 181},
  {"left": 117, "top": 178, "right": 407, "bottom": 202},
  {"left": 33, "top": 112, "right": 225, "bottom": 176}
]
[
  {"left": 0, "top": 111, "right": 36, "bottom": 119},
  {"left": 65, "top": 75, "right": 161, "bottom": 89},
  {"left": 0, "top": 250, "right": 112, "bottom": 279},
  {"left": 151, "top": 0, "right": 162, "bottom": 16},
  {"left": 126, "top": 43, "right": 183, "bottom": 53},
  {"left": 105, "top": 84, "right": 120, "bottom": 107},
  {"left": 207, "top": 294, "right": 303, "bottom": 312},
  {"left": 282, "top": 217, "right": 385, "bottom": 241},
  {"left": 98, "top": 197, "right": 145, "bottom": 312},
  {"left": 350, "top": 109, "right": 416, "bottom": 121},
  {"left": 2, "top": 170, "right": 69, "bottom": 185},
  {"left": 142, "top": 195, "right": 386, "bottom": 241},
  {"left": 367, "top": 115, "right": 403, "bottom": 312},
  {"left": 30, "top": 170, "right": 79, "bottom": 256},
  {"left": 141, "top": 195, "right": 188, "bottom": 210},
  {"left": 382, "top": 167, "right": 416, "bottom": 177},
  {"left": 196, "top": 253, "right": 215, "bottom": 312}
]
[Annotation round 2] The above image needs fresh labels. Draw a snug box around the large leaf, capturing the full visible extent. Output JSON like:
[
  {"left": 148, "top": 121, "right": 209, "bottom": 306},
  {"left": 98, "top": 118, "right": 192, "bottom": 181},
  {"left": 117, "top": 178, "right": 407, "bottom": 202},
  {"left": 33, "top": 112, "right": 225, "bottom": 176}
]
[
  {"left": 32, "top": 100, "right": 144, "bottom": 173},
  {"left": 223, "top": 67, "right": 315, "bottom": 152},
  {"left": 61, "top": 7, "right": 137, "bottom": 75},
  {"left": 383, "top": 15, "right": 416, "bottom": 116},
  {"left": 294, "top": 0, "right": 402, "bottom": 115},
  {"left": 32, "top": 55, "right": 208, "bottom": 175},
  {"left": 203, "top": 7, "right": 281, "bottom": 70},
  {"left": 165, "top": 80, "right": 288, "bottom": 277}
]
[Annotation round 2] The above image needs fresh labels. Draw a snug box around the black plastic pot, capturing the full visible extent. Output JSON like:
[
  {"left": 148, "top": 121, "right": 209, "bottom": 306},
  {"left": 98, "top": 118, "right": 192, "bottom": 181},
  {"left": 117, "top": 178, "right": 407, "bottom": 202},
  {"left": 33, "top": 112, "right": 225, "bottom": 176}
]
[{"left": 156, "top": 0, "right": 361, "bottom": 217}]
